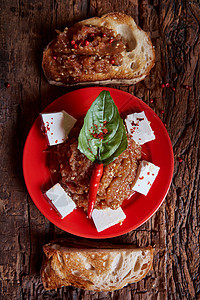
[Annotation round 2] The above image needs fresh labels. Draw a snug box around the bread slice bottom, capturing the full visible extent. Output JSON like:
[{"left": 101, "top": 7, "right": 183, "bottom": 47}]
[{"left": 41, "top": 238, "right": 153, "bottom": 291}]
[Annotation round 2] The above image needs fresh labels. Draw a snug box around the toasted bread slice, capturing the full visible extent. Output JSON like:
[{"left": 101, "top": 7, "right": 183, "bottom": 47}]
[
  {"left": 42, "top": 13, "right": 155, "bottom": 86},
  {"left": 41, "top": 238, "right": 153, "bottom": 291}
]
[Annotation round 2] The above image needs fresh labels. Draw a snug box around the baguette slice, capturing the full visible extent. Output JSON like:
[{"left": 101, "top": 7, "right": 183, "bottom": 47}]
[
  {"left": 41, "top": 238, "right": 153, "bottom": 291},
  {"left": 42, "top": 12, "right": 155, "bottom": 86}
]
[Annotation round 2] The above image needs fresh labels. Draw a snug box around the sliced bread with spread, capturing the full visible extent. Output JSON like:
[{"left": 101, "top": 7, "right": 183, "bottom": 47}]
[{"left": 42, "top": 13, "right": 155, "bottom": 86}]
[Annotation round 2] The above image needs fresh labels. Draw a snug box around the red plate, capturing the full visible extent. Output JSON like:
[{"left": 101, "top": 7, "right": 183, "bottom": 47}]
[{"left": 23, "top": 87, "right": 174, "bottom": 239}]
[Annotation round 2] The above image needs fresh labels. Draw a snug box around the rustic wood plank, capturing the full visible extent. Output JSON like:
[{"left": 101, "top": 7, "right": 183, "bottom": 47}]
[{"left": 0, "top": 0, "right": 199, "bottom": 299}]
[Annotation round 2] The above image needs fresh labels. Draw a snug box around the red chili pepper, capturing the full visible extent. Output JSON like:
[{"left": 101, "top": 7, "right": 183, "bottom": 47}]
[{"left": 88, "top": 163, "right": 103, "bottom": 219}]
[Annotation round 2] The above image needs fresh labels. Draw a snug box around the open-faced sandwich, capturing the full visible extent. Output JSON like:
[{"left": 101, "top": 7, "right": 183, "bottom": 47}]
[
  {"left": 41, "top": 238, "right": 153, "bottom": 291},
  {"left": 42, "top": 13, "right": 155, "bottom": 86},
  {"left": 41, "top": 91, "right": 160, "bottom": 232}
]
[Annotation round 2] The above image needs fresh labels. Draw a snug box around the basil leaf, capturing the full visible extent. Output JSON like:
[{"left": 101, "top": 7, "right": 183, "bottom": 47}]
[{"left": 78, "top": 91, "right": 128, "bottom": 165}]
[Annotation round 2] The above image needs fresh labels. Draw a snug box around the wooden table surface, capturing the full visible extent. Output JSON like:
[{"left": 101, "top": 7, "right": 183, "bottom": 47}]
[{"left": 1, "top": 0, "right": 200, "bottom": 299}]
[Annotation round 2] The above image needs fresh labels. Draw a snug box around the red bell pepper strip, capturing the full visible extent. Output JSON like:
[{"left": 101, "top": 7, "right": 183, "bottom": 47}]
[{"left": 88, "top": 163, "right": 104, "bottom": 219}]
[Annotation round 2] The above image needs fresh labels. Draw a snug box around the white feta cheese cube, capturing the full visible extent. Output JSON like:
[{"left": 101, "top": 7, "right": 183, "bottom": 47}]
[
  {"left": 92, "top": 207, "right": 126, "bottom": 232},
  {"left": 125, "top": 111, "right": 155, "bottom": 145},
  {"left": 132, "top": 160, "right": 160, "bottom": 196},
  {"left": 45, "top": 183, "right": 76, "bottom": 219},
  {"left": 41, "top": 110, "right": 77, "bottom": 146}
]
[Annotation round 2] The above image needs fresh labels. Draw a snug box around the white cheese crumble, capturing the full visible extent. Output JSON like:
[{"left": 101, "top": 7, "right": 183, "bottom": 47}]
[
  {"left": 45, "top": 183, "right": 76, "bottom": 219},
  {"left": 92, "top": 207, "right": 126, "bottom": 232},
  {"left": 132, "top": 160, "right": 160, "bottom": 196},
  {"left": 41, "top": 110, "right": 77, "bottom": 146},
  {"left": 125, "top": 111, "right": 155, "bottom": 145}
]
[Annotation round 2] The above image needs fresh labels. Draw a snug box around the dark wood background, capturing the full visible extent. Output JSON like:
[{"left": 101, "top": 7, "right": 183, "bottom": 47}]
[{"left": 0, "top": 0, "right": 200, "bottom": 299}]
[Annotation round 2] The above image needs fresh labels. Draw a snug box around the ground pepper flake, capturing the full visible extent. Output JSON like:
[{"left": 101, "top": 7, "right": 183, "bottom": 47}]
[
  {"left": 90, "top": 122, "right": 108, "bottom": 140},
  {"left": 103, "top": 128, "right": 108, "bottom": 134},
  {"left": 44, "top": 124, "right": 50, "bottom": 133},
  {"left": 177, "top": 157, "right": 183, "bottom": 162},
  {"left": 131, "top": 121, "right": 139, "bottom": 126},
  {"left": 150, "top": 99, "right": 154, "bottom": 103}
]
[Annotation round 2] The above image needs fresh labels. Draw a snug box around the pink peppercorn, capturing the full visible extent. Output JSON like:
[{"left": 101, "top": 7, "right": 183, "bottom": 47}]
[
  {"left": 185, "top": 85, "right": 192, "bottom": 91},
  {"left": 5, "top": 82, "right": 10, "bottom": 88}
]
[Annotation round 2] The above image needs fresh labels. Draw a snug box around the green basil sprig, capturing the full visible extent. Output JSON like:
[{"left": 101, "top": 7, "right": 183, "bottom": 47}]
[{"left": 78, "top": 91, "right": 128, "bottom": 165}]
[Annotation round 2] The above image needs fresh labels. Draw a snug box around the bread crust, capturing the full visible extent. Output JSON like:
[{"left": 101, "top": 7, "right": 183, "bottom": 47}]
[
  {"left": 41, "top": 238, "right": 154, "bottom": 291},
  {"left": 42, "top": 12, "right": 155, "bottom": 86}
]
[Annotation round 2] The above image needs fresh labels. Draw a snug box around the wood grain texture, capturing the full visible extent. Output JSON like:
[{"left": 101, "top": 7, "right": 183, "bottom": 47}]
[{"left": 0, "top": 0, "right": 199, "bottom": 299}]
